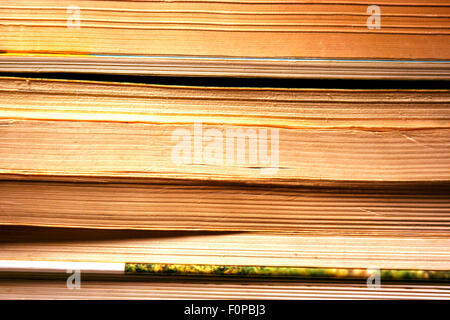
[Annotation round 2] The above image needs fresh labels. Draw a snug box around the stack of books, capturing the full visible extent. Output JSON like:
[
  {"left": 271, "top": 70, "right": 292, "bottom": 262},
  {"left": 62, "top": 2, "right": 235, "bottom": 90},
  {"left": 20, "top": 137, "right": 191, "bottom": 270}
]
[{"left": 0, "top": 0, "right": 449, "bottom": 300}]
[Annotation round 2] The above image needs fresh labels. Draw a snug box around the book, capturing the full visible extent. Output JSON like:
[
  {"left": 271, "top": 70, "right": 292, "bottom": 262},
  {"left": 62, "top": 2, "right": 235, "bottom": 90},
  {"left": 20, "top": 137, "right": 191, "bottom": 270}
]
[
  {"left": 1, "top": 180, "right": 449, "bottom": 236},
  {"left": 1, "top": 226, "right": 449, "bottom": 270},
  {"left": 3, "top": 276, "right": 450, "bottom": 299},
  {"left": 1, "top": 0, "right": 449, "bottom": 79},
  {"left": 1, "top": 77, "right": 449, "bottom": 186}
]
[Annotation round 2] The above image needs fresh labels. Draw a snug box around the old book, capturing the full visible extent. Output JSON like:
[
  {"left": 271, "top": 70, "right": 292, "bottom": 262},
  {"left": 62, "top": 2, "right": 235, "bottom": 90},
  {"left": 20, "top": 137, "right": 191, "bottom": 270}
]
[
  {"left": 1, "top": 77, "right": 449, "bottom": 186},
  {"left": 3, "top": 277, "right": 450, "bottom": 299},
  {"left": 1, "top": 180, "right": 449, "bottom": 236},
  {"left": 1, "top": 226, "right": 450, "bottom": 270},
  {"left": 1, "top": 0, "right": 449, "bottom": 79}
]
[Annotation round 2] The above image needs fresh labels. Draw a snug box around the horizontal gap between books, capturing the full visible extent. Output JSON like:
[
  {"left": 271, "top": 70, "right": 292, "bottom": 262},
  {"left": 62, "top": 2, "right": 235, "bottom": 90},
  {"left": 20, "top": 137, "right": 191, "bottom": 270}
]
[
  {"left": 0, "top": 72, "right": 449, "bottom": 89},
  {"left": 2, "top": 176, "right": 450, "bottom": 195}
]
